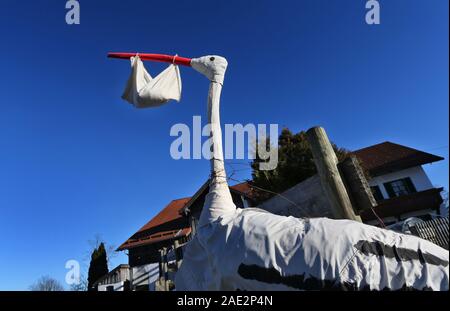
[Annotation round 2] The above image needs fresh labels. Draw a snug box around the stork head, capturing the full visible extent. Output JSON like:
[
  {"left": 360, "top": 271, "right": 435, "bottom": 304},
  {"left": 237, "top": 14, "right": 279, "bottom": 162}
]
[{"left": 191, "top": 55, "right": 228, "bottom": 84}]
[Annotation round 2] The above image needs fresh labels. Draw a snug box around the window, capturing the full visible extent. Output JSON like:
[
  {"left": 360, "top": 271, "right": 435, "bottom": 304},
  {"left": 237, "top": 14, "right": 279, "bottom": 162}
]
[
  {"left": 383, "top": 177, "right": 417, "bottom": 198},
  {"left": 370, "top": 186, "right": 384, "bottom": 202}
]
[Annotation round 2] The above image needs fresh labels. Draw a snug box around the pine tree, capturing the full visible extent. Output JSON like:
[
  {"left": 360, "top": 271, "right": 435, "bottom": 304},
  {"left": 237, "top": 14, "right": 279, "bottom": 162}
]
[
  {"left": 251, "top": 128, "right": 348, "bottom": 203},
  {"left": 87, "top": 242, "right": 109, "bottom": 291}
]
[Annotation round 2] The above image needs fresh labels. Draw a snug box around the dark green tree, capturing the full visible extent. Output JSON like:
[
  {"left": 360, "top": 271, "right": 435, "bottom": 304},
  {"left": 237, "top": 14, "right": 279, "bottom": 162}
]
[
  {"left": 251, "top": 128, "right": 348, "bottom": 203},
  {"left": 87, "top": 242, "right": 109, "bottom": 291}
]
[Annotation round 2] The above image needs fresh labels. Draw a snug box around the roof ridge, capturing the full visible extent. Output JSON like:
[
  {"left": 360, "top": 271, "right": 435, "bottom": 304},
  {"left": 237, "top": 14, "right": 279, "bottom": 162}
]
[
  {"left": 353, "top": 141, "right": 396, "bottom": 152},
  {"left": 171, "top": 196, "right": 192, "bottom": 202},
  {"left": 352, "top": 141, "right": 444, "bottom": 176}
]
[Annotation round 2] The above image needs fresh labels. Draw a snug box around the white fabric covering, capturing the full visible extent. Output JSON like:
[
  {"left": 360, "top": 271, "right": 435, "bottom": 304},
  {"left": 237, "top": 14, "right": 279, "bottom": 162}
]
[
  {"left": 176, "top": 209, "right": 449, "bottom": 291},
  {"left": 122, "top": 56, "right": 182, "bottom": 108}
]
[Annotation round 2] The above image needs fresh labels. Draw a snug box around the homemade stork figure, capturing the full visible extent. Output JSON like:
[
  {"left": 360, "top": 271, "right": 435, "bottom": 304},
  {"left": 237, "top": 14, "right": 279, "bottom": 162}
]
[{"left": 108, "top": 52, "right": 449, "bottom": 290}]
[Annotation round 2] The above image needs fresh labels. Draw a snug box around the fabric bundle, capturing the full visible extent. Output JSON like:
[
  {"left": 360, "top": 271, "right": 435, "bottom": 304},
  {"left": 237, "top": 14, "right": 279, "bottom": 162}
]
[{"left": 122, "top": 55, "right": 182, "bottom": 108}]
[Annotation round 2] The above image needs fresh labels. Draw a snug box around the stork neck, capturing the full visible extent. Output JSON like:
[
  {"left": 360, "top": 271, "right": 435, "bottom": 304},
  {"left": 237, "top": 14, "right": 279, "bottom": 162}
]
[
  {"left": 198, "top": 81, "right": 236, "bottom": 227},
  {"left": 208, "top": 82, "right": 227, "bottom": 184}
]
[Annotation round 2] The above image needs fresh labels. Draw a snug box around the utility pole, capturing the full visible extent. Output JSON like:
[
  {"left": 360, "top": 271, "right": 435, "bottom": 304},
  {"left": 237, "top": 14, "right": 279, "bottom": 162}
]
[{"left": 306, "top": 126, "right": 362, "bottom": 222}]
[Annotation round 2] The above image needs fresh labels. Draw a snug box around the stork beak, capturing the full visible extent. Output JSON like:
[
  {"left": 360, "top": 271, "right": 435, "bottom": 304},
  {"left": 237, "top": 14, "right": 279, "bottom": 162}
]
[{"left": 107, "top": 52, "right": 192, "bottom": 67}]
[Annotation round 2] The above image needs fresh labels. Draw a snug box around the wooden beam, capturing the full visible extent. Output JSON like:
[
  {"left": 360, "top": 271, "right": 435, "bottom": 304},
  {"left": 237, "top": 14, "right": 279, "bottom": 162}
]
[
  {"left": 339, "top": 155, "right": 377, "bottom": 212},
  {"left": 157, "top": 249, "right": 164, "bottom": 291},
  {"left": 174, "top": 240, "right": 182, "bottom": 270},
  {"left": 306, "top": 127, "right": 362, "bottom": 222},
  {"left": 162, "top": 247, "right": 169, "bottom": 291},
  {"left": 158, "top": 249, "right": 163, "bottom": 280},
  {"left": 129, "top": 266, "right": 134, "bottom": 291}
]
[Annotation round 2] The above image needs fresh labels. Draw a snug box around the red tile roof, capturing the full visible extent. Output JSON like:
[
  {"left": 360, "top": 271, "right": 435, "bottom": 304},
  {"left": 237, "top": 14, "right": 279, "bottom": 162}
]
[
  {"left": 230, "top": 182, "right": 255, "bottom": 197},
  {"left": 118, "top": 182, "right": 255, "bottom": 251},
  {"left": 352, "top": 142, "right": 444, "bottom": 176},
  {"left": 117, "top": 197, "right": 191, "bottom": 250},
  {"left": 136, "top": 197, "right": 190, "bottom": 232}
]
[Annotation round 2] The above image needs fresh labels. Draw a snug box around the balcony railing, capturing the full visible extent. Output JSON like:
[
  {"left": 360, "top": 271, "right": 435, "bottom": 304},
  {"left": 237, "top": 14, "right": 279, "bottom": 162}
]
[{"left": 361, "top": 188, "right": 444, "bottom": 222}]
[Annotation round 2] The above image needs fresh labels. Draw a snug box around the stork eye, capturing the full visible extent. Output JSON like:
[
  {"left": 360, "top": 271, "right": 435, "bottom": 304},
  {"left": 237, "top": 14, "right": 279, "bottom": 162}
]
[{"left": 210, "top": 57, "right": 215, "bottom": 61}]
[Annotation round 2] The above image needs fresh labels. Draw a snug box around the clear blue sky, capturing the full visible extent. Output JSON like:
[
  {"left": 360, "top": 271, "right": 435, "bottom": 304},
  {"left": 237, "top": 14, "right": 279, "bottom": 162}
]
[{"left": 0, "top": 0, "right": 448, "bottom": 290}]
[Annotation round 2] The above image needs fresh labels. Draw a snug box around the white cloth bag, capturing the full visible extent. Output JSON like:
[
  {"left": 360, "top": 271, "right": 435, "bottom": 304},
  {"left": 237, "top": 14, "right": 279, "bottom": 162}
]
[{"left": 122, "top": 56, "right": 182, "bottom": 108}]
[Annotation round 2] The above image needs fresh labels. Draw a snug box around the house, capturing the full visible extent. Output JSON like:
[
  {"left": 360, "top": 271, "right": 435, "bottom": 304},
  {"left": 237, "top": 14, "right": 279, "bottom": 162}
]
[
  {"left": 115, "top": 198, "right": 191, "bottom": 291},
  {"left": 257, "top": 141, "right": 444, "bottom": 226},
  {"left": 93, "top": 264, "right": 131, "bottom": 291},
  {"left": 94, "top": 198, "right": 191, "bottom": 291},
  {"left": 97, "top": 182, "right": 255, "bottom": 291},
  {"left": 353, "top": 142, "right": 444, "bottom": 225},
  {"left": 118, "top": 197, "right": 192, "bottom": 267}
]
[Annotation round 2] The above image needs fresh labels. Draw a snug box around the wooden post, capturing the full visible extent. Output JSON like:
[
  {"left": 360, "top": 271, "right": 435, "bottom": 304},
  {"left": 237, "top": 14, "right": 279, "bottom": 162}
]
[
  {"left": 174, "top": 240, "right": 182, "bottom": 270},
  {"left": 306, "top": 127, "right": 362, "bottom": 222},
  {"left": 158, "top": 249, "right": 163, "bottom": 281},
  {"left": 129, "top": 265, "right": 134, "bottom": 291},
  {"left": 158, "top": 248, "right": 167, "bottom": 291},
  {"left": 162, "top": 247, "right": 169, "bottom": 291},
  {"left": 339, "top": 155, "right": 377, "bottom": 212}
]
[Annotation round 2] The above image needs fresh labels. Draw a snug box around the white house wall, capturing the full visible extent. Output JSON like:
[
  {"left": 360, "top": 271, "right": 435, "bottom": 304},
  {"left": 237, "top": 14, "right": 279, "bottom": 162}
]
[
  {"left": 98, "top": 281, "right": 126, "bottom": 291},
  {"left": 96, "top": 263, "right": 160, "bottom": 291},
  {"left": 132, "top": 263, "right": 160, "bottom": 290},
  {"left": 258, "top": 175, "right": 333, "bottom": 219},
  {"left": 369, "top": 166, "right": 434, "bottom": 199}
]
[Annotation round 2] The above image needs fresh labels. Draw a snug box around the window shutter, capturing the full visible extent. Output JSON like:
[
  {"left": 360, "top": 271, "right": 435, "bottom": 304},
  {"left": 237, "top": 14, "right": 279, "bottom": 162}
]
[
  {"left": 371, "top": 186, "right": 384, "bottom": 201},
  {"left": 404, "top": 177, "right": 417, "bottom": 193},
  {"left": 384, "top": 182, "right": 396, "bottom": 198}
]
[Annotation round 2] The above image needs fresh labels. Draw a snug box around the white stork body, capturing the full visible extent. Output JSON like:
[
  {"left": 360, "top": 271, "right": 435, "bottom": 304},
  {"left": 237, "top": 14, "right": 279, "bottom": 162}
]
[
  {"left": 175, "top": 55, "right": 449, "bottom": 291},
  {"left": 176, "top": 208, "right": 449, "bottom": 290}
]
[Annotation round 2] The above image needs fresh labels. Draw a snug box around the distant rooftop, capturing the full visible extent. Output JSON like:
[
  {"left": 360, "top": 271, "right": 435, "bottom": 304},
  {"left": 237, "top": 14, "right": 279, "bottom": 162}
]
[
  {"left": 353, "top": 141, "right": 444, "bottom": 176},
  {"left": 117, "top": 197, "right": 191, "bottom": 250}
]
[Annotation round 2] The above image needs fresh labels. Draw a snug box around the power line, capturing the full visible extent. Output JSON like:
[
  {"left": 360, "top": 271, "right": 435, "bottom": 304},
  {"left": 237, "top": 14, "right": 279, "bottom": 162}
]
[{"left": 226, "top": 175, "right": 303, "bottom": 211}]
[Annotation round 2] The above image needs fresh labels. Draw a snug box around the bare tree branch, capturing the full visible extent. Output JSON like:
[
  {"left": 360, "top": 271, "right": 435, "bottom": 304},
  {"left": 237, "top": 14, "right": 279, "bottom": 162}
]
[{"left": 29, "top": 276, "right": 64, "bottom": 291}]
